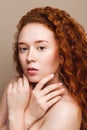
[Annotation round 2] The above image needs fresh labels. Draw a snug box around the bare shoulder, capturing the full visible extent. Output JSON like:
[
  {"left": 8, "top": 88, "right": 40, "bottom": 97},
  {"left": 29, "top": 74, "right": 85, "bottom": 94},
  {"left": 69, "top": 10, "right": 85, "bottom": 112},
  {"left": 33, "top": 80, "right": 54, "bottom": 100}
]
[{"left": 41, "top": 95, "right": 81, "bottom": 130}]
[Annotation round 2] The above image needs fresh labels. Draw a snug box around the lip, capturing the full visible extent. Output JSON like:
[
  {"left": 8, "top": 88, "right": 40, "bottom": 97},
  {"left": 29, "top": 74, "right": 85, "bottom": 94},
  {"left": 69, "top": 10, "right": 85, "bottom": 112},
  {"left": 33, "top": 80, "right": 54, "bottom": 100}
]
[{"left": 27, "top": 67, "right": 38, "bottom": 75}]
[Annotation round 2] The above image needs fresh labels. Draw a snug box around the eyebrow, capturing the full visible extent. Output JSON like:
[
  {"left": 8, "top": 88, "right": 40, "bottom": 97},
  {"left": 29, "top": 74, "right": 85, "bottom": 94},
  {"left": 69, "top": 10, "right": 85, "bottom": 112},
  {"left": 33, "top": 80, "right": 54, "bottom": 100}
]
[
  {"left": 18, "top": 40, "right": 49, "bottom": 45},
  {"left": 18, "top": 42, "right": 26, "bottom": 45},
  {"left": 35, "top": 40, "right": 49, "bottom": 44}
]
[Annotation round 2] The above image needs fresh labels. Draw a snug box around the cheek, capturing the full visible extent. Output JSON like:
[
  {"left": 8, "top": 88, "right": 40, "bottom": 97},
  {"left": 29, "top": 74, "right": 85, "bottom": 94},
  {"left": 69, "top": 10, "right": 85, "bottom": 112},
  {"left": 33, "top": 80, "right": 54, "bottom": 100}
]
[
  {"left": 49, "top": 55, "right": 59, "bottom": 68},
  {"left": 42, "top": 51, "right": 59, "bottom": 68},
  {"left": 18, "top": 55, "right": 25, "bottom": 66}
]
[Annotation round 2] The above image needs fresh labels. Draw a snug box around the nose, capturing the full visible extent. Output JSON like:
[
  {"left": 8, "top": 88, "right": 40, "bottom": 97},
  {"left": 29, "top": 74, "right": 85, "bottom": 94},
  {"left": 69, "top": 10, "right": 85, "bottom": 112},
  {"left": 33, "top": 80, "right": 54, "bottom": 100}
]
[{"left": 26, "top": 48, "right": 36, "bottom": 63}]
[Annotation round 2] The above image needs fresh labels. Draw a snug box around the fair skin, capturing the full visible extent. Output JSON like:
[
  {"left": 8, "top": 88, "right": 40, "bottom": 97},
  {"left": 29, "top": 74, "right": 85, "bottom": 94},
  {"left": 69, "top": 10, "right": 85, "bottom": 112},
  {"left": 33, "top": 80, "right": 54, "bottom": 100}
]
[
  {"left": 7, "top": 76, "right": 30, "bottom": 130},
  {"left": 7, "top": 75, "right": 64, "bottom": 130},
  {"left": 18, "top": 23, "right": 60, "bottom": 83},
  {"left": 0, "top": 23, "right": 81, "bottom": 130}
]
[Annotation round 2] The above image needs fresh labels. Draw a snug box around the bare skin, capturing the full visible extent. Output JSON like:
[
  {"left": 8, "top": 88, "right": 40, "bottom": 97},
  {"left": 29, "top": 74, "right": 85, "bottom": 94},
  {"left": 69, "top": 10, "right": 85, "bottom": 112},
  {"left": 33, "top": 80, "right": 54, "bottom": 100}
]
[
  {"left": 7, "top": 76, "right": 30, "bottom": 130},
  {"left": 30, "top": 92, "right": 81, "bottom": 130},
  {"left": 0, "top": 23, "right": 82, "bottom": 130},
  {"left": 0, "top": 75, "right": 81, "bottom": 130},
  {"left": 0, "top": 74, "right": 65, "bottom": 130},
  {"left": 7, "top": 75, "right": 65, "bottom": 130},
  {"left": 5, "top": 75, "right": 81, "bottom": 130}
]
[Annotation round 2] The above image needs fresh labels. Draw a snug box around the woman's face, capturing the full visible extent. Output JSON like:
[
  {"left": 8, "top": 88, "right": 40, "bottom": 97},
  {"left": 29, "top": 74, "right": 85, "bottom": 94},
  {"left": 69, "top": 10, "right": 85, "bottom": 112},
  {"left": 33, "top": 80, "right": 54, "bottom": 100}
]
[{"left": 18, "top": 23, "right": 60, "bottom": 83}]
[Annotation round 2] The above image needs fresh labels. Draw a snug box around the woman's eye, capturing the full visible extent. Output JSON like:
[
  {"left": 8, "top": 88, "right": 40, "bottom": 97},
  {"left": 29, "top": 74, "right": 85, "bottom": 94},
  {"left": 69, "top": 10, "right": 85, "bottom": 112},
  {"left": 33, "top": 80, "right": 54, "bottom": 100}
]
[
  {"left": 19, "top": 47, "right": 28, "bottom": 53},
  {"left": 38, "top": 46, "right": 45, "bottom": 51}
]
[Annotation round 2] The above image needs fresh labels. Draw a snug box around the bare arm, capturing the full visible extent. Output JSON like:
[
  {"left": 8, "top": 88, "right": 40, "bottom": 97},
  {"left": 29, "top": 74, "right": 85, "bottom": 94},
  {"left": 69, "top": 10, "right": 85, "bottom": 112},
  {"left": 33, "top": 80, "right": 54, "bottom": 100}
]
[
  {"left": 0, "top": 76, "right": 21, "bottom": 129},
  {"left": 7, "top": 75, "right": 30, "bottom": 130},
  {"left": 0, "top": 74, "right": 65, "bottom": 130}
]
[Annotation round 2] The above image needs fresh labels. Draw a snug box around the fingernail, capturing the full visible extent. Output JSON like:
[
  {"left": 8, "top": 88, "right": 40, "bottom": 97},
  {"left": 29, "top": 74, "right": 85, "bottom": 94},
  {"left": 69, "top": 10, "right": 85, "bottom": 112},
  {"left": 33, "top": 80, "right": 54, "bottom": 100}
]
[
  {"left": 58, "top": 96, "right": 61, "bottom": 99},
  {"left": 61, "top": 88, "right": 65, "bottom": 91},
  {"left": 58, "top": 82, "right": 63, "bottom": 86},
  {"left": 50, "top": 74, "right": 54, "bottom": 78}
]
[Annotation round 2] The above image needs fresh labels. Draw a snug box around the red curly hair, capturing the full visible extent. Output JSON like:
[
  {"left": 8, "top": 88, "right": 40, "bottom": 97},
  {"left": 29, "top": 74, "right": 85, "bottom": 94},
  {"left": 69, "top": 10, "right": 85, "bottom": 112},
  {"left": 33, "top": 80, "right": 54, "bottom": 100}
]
[{"left": 13, "top": 6, "right": 87, "bottom": 130}]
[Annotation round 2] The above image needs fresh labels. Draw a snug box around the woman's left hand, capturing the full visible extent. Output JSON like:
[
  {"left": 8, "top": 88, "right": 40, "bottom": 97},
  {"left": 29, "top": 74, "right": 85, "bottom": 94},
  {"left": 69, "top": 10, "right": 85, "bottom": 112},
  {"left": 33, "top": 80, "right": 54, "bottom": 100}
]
[{"left": 25, "top": 74, "right": 64, "bottom": 129}]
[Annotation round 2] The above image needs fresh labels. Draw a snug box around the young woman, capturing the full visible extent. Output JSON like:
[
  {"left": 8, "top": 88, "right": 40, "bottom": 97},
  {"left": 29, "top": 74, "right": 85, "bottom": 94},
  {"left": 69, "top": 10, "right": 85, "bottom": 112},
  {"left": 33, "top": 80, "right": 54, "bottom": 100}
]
[{"left": 0, "top": 6, "right": 87, "bottom": 130}]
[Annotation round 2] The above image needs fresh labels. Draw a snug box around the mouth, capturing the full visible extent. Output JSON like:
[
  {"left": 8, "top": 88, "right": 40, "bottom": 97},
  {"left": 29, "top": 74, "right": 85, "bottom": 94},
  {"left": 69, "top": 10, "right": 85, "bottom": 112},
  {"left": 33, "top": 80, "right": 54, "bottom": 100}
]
[{"left": 27, "top": 67, "right": 38, "bottom": 75}]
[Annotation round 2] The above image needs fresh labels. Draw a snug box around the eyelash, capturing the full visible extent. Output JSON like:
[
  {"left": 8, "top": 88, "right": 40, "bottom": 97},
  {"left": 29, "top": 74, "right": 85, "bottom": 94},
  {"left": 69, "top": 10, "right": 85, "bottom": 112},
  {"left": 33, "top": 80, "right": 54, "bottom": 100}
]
[
  {"left": 18, "top": 45, "right": 46, "bottom": 53},
  {"left": 18, "top": 47, "right": 28, "bottom": 53},
  {"left": 37, "top": 46, "right": 46, "bottom": 51}
]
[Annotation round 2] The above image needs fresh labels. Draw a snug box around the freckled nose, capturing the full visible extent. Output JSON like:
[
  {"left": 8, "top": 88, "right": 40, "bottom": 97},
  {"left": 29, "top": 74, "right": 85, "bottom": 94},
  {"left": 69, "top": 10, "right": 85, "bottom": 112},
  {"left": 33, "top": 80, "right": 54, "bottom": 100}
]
[{"left": 26, "top": 48, "right": 36, "bottom": 63}]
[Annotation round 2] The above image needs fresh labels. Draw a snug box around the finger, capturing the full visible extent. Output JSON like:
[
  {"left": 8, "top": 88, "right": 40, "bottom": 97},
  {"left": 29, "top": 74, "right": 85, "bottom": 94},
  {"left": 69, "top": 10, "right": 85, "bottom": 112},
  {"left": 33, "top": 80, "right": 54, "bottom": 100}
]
[
  {"left": 17, "top": 78, "right": 23, "bottom": 91},
  {"left": 44, "top": 89, "right": 64, "bottom": 101},
  {"left": 35, "top": 74, "right": 54, "bottom": 90},
  {"left": 12, "top": 82, "right": 18, "bottom": 93},
  {"left": 42, "top": 83, "right": 63, "bottom": 96},
  {"left": 47, "top": 96, "right": 61, "bottom": 108},
  {"left": 7, "top": 84, "right": 13, "bottom": 94},
  {"left": 23, "top": 74, "right": 30, "bottom": 92}
]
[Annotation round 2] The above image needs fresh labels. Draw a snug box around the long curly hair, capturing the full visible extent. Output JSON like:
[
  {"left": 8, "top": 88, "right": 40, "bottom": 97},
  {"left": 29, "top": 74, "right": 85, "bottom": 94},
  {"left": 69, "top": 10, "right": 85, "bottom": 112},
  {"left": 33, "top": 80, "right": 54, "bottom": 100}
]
[{"left": 13, "top": 6, "right": 87, "bottom": 130}]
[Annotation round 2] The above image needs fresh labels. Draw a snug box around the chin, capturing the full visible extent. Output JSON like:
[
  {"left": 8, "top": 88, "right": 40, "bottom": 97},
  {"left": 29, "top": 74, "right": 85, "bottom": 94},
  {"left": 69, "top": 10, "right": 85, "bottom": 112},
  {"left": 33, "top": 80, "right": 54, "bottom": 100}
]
[{"left": 28, "top": 77, "right": 40, "bottom": 83}]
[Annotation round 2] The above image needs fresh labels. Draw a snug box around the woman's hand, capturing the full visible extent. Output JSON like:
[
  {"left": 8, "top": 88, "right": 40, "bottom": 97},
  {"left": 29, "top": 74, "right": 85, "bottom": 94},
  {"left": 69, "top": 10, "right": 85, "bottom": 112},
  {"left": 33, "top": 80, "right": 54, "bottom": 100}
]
[
  {"left": 7, "top": 75, "right": 30, "bottom": 118},
  {"left": 6, "top": 75, "right": 30, "bottom": 130},
  {"left": 25, "top": 74, "right": 64, "bottom": 129}
]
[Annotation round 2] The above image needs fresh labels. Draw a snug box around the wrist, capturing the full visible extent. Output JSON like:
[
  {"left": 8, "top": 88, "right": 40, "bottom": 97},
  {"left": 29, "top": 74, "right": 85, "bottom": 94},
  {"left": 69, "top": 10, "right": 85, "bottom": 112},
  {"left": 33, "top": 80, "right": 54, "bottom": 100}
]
[
  {"left": 8, "top": 110, "right": 24, "bottom": 121},
  {"left": 8, "top": 112, "right": 25, "bottom": 130},
  {"left": 25, "top": 111, "right": 37, "bottom": 129}
]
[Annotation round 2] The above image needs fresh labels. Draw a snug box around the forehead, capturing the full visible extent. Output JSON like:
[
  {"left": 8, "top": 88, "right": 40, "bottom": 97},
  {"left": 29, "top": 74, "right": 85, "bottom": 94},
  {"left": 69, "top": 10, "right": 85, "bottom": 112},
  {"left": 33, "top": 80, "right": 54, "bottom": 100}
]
[{"left": 18, "top": 23, "right": 56, "bottom": 43}]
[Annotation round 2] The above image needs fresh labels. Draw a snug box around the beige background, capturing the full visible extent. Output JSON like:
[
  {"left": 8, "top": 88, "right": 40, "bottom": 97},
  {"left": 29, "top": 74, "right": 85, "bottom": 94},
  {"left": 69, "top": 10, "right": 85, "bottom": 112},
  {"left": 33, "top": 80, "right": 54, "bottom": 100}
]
[{"left": 0, "top": 0, "right": 87, "bottom": 98}]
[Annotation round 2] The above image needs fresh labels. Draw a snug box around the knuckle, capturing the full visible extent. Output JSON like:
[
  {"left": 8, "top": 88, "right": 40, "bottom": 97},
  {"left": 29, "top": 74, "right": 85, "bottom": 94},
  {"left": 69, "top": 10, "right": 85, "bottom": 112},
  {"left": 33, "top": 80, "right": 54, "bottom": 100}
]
[
  {"left": 45, "top": 87, "right": 49, "bottom": 92},
  {"left": 39, "top": 80, "right": 44, "bottom": 86},
  {"left": 18, "top": 77, "right": 22, "bottom": 82},
  {"left": 50, "top": 85, "right": 55, "bottom": 90}
]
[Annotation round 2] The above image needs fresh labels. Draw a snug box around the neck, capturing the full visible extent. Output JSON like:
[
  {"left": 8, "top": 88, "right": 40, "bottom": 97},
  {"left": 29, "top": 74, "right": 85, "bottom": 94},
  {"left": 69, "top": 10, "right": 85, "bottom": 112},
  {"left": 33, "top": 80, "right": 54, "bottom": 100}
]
[{"left": 30, "top": 75, "right": 61, "bottom": 89}]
